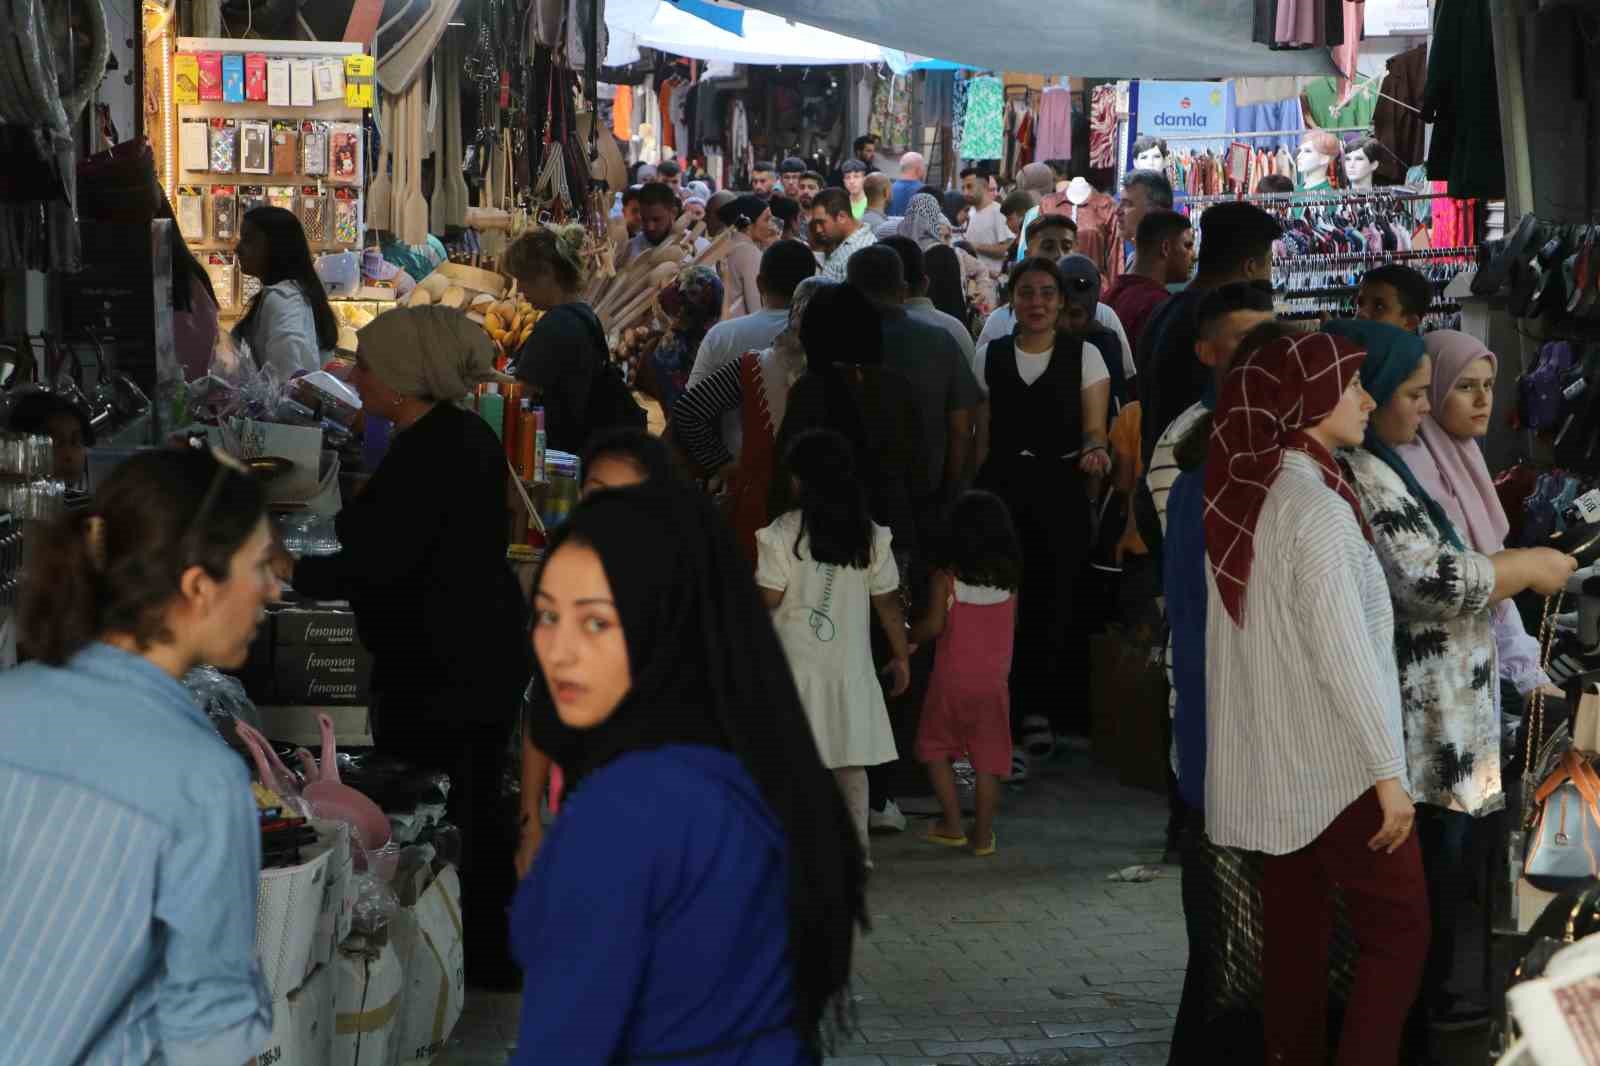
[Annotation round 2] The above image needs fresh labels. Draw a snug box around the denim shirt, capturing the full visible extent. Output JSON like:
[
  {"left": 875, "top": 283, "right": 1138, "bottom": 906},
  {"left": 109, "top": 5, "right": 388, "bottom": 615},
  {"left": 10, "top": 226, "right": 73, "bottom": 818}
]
[{"left": 0, "top": 643, "right": 271, "bottom": 1066}]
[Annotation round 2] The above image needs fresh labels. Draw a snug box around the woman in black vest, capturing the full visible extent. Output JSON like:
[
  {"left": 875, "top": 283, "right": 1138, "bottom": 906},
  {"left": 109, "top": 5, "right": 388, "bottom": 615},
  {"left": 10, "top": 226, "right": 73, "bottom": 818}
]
[{"left": 978, "top": 256, "right": 1111, "bottom": 761}]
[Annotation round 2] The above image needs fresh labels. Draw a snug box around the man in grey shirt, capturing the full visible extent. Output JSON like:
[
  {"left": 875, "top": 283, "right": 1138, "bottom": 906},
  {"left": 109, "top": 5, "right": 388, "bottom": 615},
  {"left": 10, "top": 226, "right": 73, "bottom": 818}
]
[{"left": 847, "top": 245, "right": 981, "bottom": 504}]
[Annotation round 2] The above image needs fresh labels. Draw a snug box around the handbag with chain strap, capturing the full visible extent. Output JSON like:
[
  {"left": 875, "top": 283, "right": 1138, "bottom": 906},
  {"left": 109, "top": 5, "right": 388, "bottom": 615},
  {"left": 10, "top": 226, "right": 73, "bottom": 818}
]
[{"left": 1523, "top": 592, "right": 1600, "bottom": 893}]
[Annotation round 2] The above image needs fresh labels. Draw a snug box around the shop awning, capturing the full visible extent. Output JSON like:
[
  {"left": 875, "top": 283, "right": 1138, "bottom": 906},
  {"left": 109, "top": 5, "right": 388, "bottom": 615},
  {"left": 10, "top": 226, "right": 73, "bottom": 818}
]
[
  {"left": 728, "top": 0, "right": 1341, "bottom": 78},
  {"left": 605, "top": 0, "right": 885, "bottom": 67}
]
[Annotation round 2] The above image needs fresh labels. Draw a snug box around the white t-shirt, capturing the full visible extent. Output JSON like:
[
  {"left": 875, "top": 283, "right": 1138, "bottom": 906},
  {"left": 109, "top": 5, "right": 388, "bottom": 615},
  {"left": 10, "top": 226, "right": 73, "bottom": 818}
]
[
  {"left": 964, "top": 201, "right": 1012, "bottom": 265},
  {"left": 977, "top": 304, "right": 1135, "bottom": 381},
  {"left": 973, "top": 333, "right": 1109, "bottom": 393}
]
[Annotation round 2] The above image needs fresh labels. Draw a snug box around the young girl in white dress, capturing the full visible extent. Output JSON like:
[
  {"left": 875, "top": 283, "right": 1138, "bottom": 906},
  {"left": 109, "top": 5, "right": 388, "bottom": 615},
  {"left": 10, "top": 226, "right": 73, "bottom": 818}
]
[{"left": 756, "top": 429, "right": 911, "bottom": 863}]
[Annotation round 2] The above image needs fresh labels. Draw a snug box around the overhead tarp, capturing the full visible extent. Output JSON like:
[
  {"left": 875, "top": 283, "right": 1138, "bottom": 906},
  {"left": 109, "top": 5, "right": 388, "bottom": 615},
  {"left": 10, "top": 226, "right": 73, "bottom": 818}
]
[
  {"left": 604, "top": 0, "right": 885, "bottom": 67},
  {"left": 728, "top": 0, "right": 1341, "bottom": 78}
]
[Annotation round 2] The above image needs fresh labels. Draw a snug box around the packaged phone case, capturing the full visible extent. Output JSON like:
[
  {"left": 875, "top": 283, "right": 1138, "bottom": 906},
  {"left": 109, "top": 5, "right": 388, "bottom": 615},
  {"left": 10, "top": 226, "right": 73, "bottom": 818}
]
[
  {"left": 267, "top": 185, "right": 296, "bottom": 212},
  {"left": 333, "top": 188, "right": 360, "bottom": 246},
  {"left": 299, "top": 187, "right": 327, "bottom": 242},
  {"left": 271, "top": 121, "right": 298, "bottom": 176},
  {"left": 328, "top": 124, "right": 361, "bottom": 185},
  {"left": 173, "top": 54, "right": 200, "bottom": 104},
  {"left": 245, "top": 54, "right": 267, "bottom": 101},
  {"left": 207, "top": 253, "right": 237, "bottom": 312},
  {"left": 222, "top": 54, "right": 245, "bottom": 102},
  {"left": 290, "top": 60, "right": 314, "bottom": 107},
  {"left": 301, "top": 121, "right": 328, "bottom": 176},
  {"left": 267, "top": 58, "right": 289, "bottom": 106},
  {"left": 197, "top": 52, "right": 223, "bottom": 101},
  {"left": 176, "top": 186, "right": 206, "bottom": 242},
  {"left": 238, "top": 185, "right": 267, "bottom": 216},
  {"left": 211, "top": 186, "right": 238, "bottom": 242},
  {"left": 314, "top": 58, "right": 345, "bottom": 102},
  {"left": 240, "top": 120, "right": 270, "bottom": 174},
  {"left": 209, "top": 119, "right": 238, "bottom": 173},
  {"left": 344, "top": 54, "right": 375, "bottom": 109},
  {"left": 180, "top": 119, "right": 210, "bottom": 172}
]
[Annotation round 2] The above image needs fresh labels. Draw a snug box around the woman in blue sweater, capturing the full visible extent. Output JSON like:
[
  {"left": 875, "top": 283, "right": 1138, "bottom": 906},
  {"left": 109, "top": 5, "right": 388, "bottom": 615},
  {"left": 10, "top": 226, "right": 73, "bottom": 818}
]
[{"left": 514, "top": 483, "right": 868, "bottom": 1064}]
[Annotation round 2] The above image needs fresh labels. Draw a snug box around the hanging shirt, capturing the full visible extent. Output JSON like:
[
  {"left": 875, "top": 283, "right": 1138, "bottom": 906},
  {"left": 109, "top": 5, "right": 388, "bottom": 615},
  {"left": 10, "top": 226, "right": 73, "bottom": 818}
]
[{"left": 960, "top": 76, "right": 1005, "bottom": 161}]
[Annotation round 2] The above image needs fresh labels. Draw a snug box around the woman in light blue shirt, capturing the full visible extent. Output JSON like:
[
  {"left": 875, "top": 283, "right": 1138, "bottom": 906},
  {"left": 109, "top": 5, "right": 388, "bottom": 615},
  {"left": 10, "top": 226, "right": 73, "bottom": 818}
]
[{"left": 0, "top": 447, "right": 281, "bottom": 1066}]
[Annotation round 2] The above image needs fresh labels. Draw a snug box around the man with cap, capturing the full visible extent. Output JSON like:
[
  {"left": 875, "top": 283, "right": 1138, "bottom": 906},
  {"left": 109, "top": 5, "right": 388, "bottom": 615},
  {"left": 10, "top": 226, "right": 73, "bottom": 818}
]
[
  {"left": 778, "top": 157, "right": 807, "bottom": 201},
  {"left": 841, "top": 160, "right": 871, "bottom": 220}
]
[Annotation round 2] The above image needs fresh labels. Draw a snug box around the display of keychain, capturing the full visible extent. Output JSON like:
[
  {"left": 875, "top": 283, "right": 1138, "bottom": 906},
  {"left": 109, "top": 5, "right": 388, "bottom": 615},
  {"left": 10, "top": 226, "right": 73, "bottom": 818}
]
[
  {"left": 237, "top": 185, "right": 267, "bottom": 217},
  {"left": 332, "top": 188, "right": 360, "bottom": 245},
  {"left": 298, "top": 186, "right": 327, "bottom": 242},
  {"left": 176, "top": 186, "right": 206, "bottom": 242},
  {"left": 206, "top": 252, "right": 238, "bottom": 312},
  {"left": 209, "top": 118, "right": 238, "bottom": 173},
  {"left": 211, "top": 185, "right": 237, "bottom": 242},
  {"left": 267, "top": 185, "right": 296, "bottom": 212},
  {"left": 301, "top": 120, "right": 329, "bottom": 177}
]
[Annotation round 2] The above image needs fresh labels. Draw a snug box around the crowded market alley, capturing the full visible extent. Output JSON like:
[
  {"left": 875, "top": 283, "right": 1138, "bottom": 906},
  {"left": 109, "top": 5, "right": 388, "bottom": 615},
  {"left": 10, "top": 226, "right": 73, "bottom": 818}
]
[{"left": 5, "top": 2, "right": 1600, "bottom": 1066}]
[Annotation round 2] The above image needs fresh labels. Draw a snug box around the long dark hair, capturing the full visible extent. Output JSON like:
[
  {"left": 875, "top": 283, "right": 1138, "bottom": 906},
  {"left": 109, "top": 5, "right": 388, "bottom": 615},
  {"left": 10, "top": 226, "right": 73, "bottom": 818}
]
[
  {"left": 924, "top": 244, "right": 968, "bottom": 325},
  {"left": 785, "top": 428, "right": 873, "bottom": 569},
  {"left": 236, "top": 205, "right": 338, "bottom": 351},
  {"left": 528, "top": 485, "right": 868, "bottom": 1053},
  {"left": 933, "top": 490, "right": 1022, "bottom": 590},
  {"left": 797, "top": 283, "right": 881, "bottom": 462},
  {"left": 20, "top": 448, "right": 267, "bottom": 664}
]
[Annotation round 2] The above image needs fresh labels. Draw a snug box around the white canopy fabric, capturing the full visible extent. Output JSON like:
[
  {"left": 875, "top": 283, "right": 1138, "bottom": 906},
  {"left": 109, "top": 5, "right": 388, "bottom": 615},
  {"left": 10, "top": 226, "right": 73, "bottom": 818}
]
[
  {"left": 728, "top": 0, "right": 1340, "bottom": 78},
  {"left": 604, "top": 0, "right": 886, "bottom": 67}
]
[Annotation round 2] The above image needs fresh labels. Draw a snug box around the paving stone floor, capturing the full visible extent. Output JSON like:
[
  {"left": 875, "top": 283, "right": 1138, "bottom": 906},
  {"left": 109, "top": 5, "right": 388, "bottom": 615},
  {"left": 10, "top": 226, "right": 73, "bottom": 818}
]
[{"left": 436, "top": 749, "right": 1185, "bottom": 1065}]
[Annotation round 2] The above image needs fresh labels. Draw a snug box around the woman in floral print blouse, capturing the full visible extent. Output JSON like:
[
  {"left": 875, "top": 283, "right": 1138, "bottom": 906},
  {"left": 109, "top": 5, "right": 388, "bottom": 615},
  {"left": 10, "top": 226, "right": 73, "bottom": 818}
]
[{"left": 1326, "top": 318, "right": 1575, "bottom": 1046}]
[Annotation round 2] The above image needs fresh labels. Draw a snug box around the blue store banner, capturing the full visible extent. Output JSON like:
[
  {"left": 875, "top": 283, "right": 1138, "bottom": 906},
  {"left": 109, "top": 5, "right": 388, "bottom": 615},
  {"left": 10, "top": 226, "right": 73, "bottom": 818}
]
[{"left": 1135, "top": 81, "right": 1228, "bottom": 153}]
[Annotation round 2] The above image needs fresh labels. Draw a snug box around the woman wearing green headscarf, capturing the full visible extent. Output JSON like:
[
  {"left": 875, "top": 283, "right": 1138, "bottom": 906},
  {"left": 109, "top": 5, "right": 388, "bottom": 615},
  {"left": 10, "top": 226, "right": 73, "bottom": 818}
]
[{"left": 1326, "top": 318, "right": 1574, "bottom": 1042}]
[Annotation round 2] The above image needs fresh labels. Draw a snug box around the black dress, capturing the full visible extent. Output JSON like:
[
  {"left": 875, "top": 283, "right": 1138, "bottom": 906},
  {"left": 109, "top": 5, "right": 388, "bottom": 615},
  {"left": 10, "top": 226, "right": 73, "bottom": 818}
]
[
  {"left": 978, "top": 334, "right": 1092, "bottom": 738},
  {"left": 294, "top": 401, "right": 530, "bottom": 983}
]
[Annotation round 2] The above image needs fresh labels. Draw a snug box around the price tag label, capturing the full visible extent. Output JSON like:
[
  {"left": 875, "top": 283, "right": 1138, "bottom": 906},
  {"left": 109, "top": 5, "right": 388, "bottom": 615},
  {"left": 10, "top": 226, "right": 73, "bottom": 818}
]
[{"left": 1575, "top": 489, "right": 1600, "bottom": 525}]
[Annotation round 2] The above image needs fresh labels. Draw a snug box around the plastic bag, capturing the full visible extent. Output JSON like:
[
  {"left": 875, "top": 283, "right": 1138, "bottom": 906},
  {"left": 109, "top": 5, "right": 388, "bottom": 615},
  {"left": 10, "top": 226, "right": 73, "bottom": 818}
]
[
  {"left": 181, "top": 664, "right": 261, "bottom": 734},
  {"left": 315, "top": 250, "right": 360, "bottom": 298},
  {"left": 349, "top": 871, "right": 400, "bottom": 936}
]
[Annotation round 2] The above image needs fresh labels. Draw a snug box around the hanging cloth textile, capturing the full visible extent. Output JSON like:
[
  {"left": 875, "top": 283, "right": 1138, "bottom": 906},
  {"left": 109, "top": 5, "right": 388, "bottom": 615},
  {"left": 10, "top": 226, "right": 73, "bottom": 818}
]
[
  {"left": 961, "top": 76, "right": 1005, "bottom": 161},
  {"left": 1034, "top": 85, "right": 1074, "bottom": 162},
  {"left": 1089, "top": 84, "right": 1117, "bottom": 169},
  {"left": 1372, "top": 44, "right": 1428, "bottom": 184},
  {"left": 1424, "top": 0, "right": 1506, "bottom": 201},
  {"left": 613, "top": 86, "right": 633, "bottom": 140},
  {"left": 1330, "top": 0, "right": 1366, "bottom": 104},
  {"left": 952, "top": 77, "right": 971, "bottom": 159},
  {"left": 872, "top": 74, "right": 914, "bottom": 153}
]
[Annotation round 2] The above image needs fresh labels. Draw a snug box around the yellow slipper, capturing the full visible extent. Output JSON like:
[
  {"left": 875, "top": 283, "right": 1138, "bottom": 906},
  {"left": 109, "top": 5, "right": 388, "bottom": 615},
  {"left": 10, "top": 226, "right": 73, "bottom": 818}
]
[
  {"left": 974, "top": 833, "right": 997, "bottom": 857},
  {"left": 924, "top": 831, "right": 969, "bottom": 848}
]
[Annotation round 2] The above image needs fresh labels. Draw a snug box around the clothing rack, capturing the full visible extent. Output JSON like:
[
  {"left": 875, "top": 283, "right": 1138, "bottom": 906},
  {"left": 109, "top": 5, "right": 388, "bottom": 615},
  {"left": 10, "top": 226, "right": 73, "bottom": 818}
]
[
  {"left": 1277, "top": 245, "right": 1479, "bottom": 268},
  {"left": 1156, "top": 124, "right": 1373, "bottom": 143},
  {"left": 1185, "top": 188, "right": 1453, "bottom": 207}
]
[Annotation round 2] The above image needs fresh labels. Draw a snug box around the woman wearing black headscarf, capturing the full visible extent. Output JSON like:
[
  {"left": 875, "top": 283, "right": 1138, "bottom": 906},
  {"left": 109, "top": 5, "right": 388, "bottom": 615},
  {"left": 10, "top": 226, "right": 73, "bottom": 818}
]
[
  {"left": 770, "top": 283, "right": 928, "bottom": 562},
  {"left": 513, "top": 484, "right": 867, "bottom": 1064}
]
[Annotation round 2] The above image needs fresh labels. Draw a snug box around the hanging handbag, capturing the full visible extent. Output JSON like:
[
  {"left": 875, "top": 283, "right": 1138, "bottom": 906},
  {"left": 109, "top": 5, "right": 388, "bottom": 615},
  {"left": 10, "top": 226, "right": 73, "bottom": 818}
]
[{"left": 1525, "top": 750, "right": 1600, "bottom": 892}]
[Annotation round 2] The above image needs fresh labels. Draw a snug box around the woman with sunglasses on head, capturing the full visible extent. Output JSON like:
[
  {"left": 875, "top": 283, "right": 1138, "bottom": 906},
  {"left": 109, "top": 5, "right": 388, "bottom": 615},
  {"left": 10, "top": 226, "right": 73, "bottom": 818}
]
[
  {"left": 0, "top": 447, "right": 278, "bottom": 1066},
  {"left": 971, "top": 256, "right": 1109, "bottom": 773},
  {"left": 284, "top": 305, "right": 532, "bottom": 988},
  {"left": 515, "top": 483, "right": 867, "bottom": 1064}
]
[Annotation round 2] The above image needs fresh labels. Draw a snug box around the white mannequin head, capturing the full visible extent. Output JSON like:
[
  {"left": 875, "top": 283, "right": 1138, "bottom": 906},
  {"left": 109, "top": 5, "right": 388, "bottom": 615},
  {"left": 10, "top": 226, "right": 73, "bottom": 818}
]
[
  {"left": 1132, "top": 136, "right": 1169, "bottom": 173},
  {"left": 1345, "top": 139, "right": 1382, "bottom": 189},
  {"left": 1065, "top": 176, "right": 1094, "bottom": 205},
  {"left": 1297, "top": 131, "right": 1340, "bottom": 188}
]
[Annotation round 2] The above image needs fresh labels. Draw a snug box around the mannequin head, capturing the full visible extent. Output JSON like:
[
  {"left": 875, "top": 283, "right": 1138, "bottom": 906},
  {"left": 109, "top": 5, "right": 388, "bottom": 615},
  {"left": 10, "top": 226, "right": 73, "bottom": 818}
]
[
  {"left": 1132, "top": 136, "right": 1169, "bottom": 173},
  {"left": 1297, "top": 132, "right": 1341, "bottom": 188},
  {"left": 1345, "top": 138, "right": 1382, "bottom": 189}
]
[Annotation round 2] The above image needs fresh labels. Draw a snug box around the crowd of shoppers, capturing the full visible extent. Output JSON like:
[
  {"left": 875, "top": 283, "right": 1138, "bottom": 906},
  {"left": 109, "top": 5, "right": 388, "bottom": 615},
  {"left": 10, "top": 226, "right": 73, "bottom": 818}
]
[{"left": 7, "top": 139, "right": 1569, "bottom": 1066}]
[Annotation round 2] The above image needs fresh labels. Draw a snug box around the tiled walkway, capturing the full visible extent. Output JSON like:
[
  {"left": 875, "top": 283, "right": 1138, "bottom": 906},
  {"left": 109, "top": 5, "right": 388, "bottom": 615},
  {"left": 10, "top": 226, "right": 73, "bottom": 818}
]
[{"left": 438, "top": 751, "right": 1184, "bottom": 1065}]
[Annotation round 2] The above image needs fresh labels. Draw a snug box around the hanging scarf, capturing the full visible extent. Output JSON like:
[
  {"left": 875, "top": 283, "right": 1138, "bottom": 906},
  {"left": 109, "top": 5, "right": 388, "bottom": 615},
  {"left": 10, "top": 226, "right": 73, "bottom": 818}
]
[
  {"left": 1396, "top": 329, "right": 1508, "bottom": 553},
  {"left": 899, "top": 193, "right": 949, "bottom": 250},
  {"left": 1204, "top": 333, "right": 1371, "bottom": 626},
  {"left": 1323, "top": 317, "right": 1465, "bottom": 550}
]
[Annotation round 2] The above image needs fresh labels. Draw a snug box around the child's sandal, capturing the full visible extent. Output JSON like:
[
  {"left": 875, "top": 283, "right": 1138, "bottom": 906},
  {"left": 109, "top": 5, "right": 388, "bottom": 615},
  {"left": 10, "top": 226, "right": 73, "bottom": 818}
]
[
  {"left": 973, "top": 832, "right": 997, "bottom": 857},
  {"left": 924, "top": 831, "right": 969, "bottom": 848}
]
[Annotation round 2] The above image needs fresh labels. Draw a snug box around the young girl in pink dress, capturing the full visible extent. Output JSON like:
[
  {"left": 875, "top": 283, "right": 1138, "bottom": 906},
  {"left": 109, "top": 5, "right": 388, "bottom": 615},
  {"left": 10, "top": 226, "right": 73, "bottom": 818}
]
[{"left": 912, "top": 491, "right": 1022, "bottom": 857}]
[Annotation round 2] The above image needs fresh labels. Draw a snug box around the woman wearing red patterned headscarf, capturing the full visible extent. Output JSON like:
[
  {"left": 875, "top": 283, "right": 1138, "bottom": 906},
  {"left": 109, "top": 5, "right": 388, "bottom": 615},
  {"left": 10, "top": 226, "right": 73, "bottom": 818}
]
[{"left": 1201, "top": 332, "right": 1429, "bottom": 1066}]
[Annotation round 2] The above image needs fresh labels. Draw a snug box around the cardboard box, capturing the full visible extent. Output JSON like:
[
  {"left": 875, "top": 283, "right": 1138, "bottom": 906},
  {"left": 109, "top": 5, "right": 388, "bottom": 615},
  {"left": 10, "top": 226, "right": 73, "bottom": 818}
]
[
  {"left": 209, "top": 418, "right": 324, "bottom": 504},
  {"left": 259, "top": 962, "right": 333, "bottom": 1066},
  {"left": 260, "top": 705, "right": 373, "bottom": 748},
  {"left": 276, "top": 605, "right": 361, "bottom": 647},
  {"left": 334, "top": 935, "right": 403, "bottom": 1066},
  {"left": 276, "top": 644, "right": 374, "bottom": 706},
  {"left": 258, "top": 847, "right": 333, "bottom": 999},
  {"left": 309, "top": 820, "right": 354, "bottom": 977},
  {"left": 387, "top": 865, "right": 465, "bottom": 1066}
]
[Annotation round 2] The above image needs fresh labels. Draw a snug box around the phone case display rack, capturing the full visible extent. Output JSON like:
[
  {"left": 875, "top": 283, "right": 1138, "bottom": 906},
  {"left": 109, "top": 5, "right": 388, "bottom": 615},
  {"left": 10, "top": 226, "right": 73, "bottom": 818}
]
[{"left": 173, "top": 39, "right": 369, "bottom": 322}]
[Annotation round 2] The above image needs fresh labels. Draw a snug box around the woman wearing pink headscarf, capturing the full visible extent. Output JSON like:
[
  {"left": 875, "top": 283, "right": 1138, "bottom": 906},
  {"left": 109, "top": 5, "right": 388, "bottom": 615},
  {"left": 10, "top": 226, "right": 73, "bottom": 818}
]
[{"left": 1395, "top": 331, "right": 1558, "bottom": 702}]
